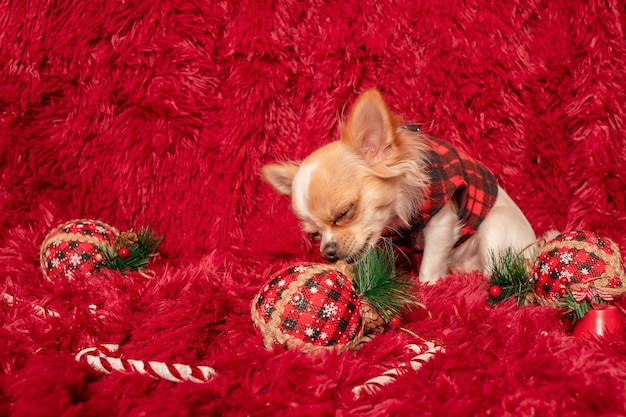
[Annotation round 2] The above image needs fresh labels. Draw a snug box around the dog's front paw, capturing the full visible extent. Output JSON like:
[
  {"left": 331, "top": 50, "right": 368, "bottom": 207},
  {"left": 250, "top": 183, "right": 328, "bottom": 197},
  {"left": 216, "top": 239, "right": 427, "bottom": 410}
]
[{"left": 418, "top": 273, "right": 442, "bottom": 285}]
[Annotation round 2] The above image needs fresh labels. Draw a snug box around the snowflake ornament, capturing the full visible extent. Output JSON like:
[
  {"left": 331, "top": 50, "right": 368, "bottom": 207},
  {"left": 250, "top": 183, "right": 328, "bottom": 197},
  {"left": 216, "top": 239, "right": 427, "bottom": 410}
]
[
  {"left": 252, "top": 263, "right": 362, "bottom": 351},
  {"left": 533, "top": 230, "right": 626, "bottom": 301},
  {"left": 40, "top": 219, "right": 161, "bottom": 282},
  {"left": 251, "top": 243, "right": 420, "bottom": 353}
]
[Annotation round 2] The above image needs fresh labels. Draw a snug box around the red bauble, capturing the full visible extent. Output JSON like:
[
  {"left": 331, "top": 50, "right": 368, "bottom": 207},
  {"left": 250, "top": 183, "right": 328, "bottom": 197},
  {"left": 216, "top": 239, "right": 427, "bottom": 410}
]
[
  {"left": 532, "top": 230, "right": 626, "bottom": 302},
  {"left": 118, "top": 247, "right": 130, "bottom": 258},
  {"left": 489, "top": 285, "right": 502, "bottom": 298},
  {"left": 251, "top": 263, "right": 363, "bottom": 352},
  {"left": 40, "top": 219, "right": 119, "bottom": 282}
]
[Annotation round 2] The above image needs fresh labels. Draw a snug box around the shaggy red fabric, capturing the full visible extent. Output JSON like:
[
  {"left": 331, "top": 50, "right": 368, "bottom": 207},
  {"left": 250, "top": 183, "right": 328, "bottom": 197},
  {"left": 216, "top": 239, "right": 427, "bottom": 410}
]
[{"left": 2, "top": 0, "right": 626, "bottom": 415}]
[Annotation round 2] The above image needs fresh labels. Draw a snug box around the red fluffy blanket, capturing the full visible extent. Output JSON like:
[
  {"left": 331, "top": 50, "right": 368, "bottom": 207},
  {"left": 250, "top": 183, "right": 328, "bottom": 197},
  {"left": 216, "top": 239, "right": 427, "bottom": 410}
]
[{"left": 2, "top": 0, "right": 626, "bottom": 415}]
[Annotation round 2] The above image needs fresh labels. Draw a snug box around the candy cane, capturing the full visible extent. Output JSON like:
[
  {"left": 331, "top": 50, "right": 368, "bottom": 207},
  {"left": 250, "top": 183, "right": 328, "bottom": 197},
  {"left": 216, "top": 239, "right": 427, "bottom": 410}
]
[
  {"left": 2, "top": 292, "right": 60, "bottom": 318},
  {"left": 75, "top": 344, "right": 216, "bottom": 383},
  {"left": 2, "top": 292, "right": 109, "bottom": 320},
  {"left": 352, "top": 340, "right": 444, "bottom": 399}
]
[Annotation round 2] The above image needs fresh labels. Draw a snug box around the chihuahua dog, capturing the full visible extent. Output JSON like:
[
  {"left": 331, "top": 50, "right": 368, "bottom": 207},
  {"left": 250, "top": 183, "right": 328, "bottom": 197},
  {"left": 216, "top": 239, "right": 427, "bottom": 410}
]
[{"left": 261, "top": 89, "right": 536, "bottom": 283}]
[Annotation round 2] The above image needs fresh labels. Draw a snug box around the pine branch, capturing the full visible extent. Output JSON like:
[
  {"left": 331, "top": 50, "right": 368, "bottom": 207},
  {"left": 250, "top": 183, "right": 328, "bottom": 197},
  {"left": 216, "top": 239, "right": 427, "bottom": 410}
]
[
  {"left": 486, "top": 248, "right": 533, "bottom": 306},
  {"left": 559, "top": 290, "right": 608, "bottom": 323},
  {"left": 101, "top": 227, "right": 162, "bottom": 274},
  {"left": 352, "top": 240, "right": 418, "bottom": 321},
  {"left": 559, "top": 290, "right": 589, "bottom": 323}
]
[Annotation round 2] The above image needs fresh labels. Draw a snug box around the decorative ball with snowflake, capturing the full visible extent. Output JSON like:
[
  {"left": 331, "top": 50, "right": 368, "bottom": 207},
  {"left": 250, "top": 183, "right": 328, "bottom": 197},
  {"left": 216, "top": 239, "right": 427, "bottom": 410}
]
[
  {"left": 40, "top": 219, "right": 119, "bottom": 281},
  {"left": 252, "top": 263, "right": 363, "bottom": 351},
  {"left": 532, "top": 230, "right": 626, "bottom": 302},
  {"left": 40, "top": 219, "right": 162, "bottom": 281},
  {"left": 251, "top": 243, "right": 419, "bottom": 352}
]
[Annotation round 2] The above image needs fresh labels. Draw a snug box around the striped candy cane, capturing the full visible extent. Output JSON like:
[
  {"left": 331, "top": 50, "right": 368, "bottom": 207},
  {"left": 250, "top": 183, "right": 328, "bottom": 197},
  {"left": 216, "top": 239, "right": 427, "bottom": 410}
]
[
  {"left": 75, "top": 344, "right": 216, "bottom": 383},
  {"left": 2, "top": 292, "right": 61, "bottom": 318},
  {"left": 2, "top": 292, "right": 110, "bottom": 320},
  {"left": 352, "top": 340, "right": 444, "bottom": 399}
]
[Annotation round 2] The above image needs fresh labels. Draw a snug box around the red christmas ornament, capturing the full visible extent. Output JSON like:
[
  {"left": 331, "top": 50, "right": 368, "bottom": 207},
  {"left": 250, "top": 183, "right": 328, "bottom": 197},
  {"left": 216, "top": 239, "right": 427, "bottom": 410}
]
[
  {"left": 40, "top": 219, "right": 119, "bottom": 282},
  {"left": 489, "top": 285, "right": 502, "bottom": 298},
  {"left": 252, "top": 243, "right": 421, "bottom": 352},
  {"left": 40, "top": 219, "right": 162, "bottom": 281},
  {"left": 532, "top": 230, "right": 626, "bottom": 302},
  {"left": 251, "top": 263, "right": 363, "bottom": 352}
]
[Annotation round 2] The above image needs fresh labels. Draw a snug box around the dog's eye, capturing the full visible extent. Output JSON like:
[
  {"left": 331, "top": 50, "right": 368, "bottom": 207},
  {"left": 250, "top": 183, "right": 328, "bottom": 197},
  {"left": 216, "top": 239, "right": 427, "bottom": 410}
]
[
  {"left": 334, "top": 204, "right": 356, "bottom": 224},
  {"left": 307, "top": 232, "right": 321, "bottom": 241}
]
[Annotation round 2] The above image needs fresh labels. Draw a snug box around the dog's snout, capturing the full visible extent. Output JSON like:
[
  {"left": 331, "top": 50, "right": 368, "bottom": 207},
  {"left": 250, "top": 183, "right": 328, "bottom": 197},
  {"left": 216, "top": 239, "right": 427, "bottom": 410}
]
[{"left": 321, "top": 242, "right": 339, "bottom": 262}]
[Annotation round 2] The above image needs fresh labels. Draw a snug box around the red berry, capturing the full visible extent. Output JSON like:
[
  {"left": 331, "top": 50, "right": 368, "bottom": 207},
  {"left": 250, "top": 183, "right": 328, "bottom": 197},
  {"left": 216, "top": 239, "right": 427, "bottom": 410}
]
[
  {"left": 489, "top": 285, "right": 502, "bottom": 298},
  {"left": 390, "top": 316, "right": 401, "bottom": 327},
  {"left": 118, "top": 247, "right": 130, "bottom": 258},
  {"left": 559, "top": 276, "right": 569, "bottom": 285}
]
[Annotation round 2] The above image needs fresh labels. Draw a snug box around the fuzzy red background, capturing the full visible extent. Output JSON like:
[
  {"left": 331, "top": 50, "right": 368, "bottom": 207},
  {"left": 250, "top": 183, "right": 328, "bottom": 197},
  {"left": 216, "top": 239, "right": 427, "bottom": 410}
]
[{"left": 2, "top": 0, "right": 626, "bottom": 416}]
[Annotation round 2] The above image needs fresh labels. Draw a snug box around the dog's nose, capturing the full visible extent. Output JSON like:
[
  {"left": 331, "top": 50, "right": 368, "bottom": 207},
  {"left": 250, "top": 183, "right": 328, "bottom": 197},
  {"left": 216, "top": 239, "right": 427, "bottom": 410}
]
[{"left": 321, "top": 242, "right": 339, "bottom": 262}]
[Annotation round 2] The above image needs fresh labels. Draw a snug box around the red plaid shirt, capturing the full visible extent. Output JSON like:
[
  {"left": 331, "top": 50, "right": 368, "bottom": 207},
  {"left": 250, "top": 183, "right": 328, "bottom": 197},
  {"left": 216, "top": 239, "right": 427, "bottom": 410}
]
[{"left": 391, "top": 135, "right": 499, "bottom": 252}]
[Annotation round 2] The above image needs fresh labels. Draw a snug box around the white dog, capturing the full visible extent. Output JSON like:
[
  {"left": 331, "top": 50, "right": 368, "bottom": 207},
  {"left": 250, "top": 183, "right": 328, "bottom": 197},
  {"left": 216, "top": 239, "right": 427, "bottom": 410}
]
[{"left": 262, "top": 89, "right": 536, "bottom": 283}]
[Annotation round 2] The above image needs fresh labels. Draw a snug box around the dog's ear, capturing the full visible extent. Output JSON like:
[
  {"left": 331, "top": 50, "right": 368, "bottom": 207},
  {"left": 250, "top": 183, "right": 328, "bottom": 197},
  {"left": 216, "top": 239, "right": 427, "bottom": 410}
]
[
  {"left": 260, "top": 162, "right": 300, "bottom": 196},
  {"left": 342, "top": 88, "right": 401, "bottom": 167}
]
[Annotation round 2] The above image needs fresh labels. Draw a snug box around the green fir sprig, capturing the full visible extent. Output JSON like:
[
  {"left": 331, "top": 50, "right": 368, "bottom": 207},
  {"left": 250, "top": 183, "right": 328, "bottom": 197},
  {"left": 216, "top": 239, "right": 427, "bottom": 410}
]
[
  {"left": 486, "top": 248, "right": 534, "bottom": 306},
  {"left": 559, "top": 289, "right": 607, "bottom": 323},
  {"left": 101, "top": 227, "right": 162, "bottom": 274},
  {"left": 352, "top": 240, "right": 418, "bottom": 321}
]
